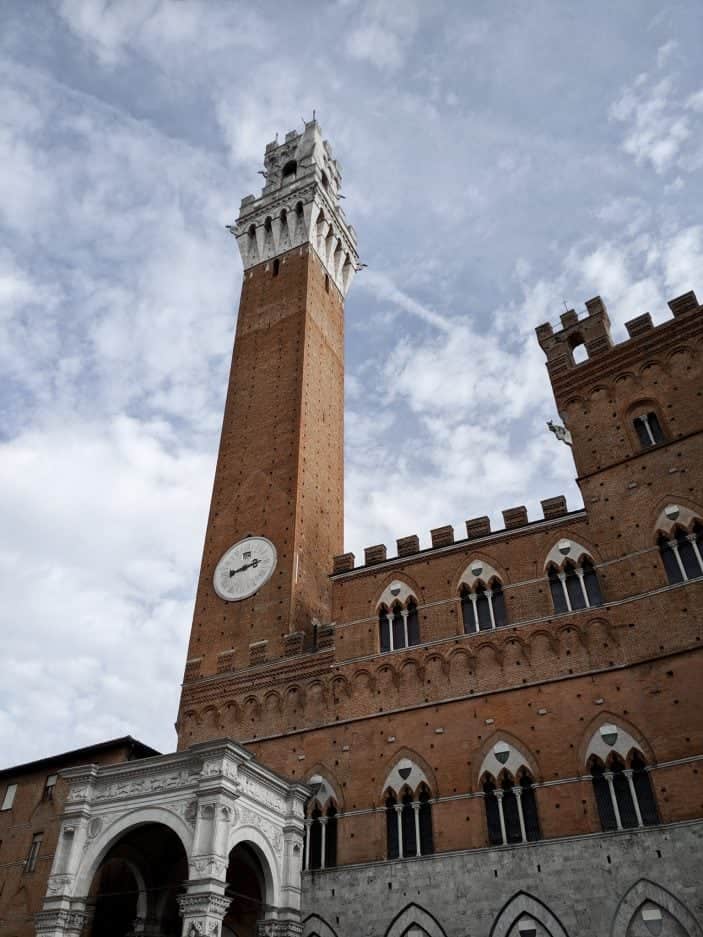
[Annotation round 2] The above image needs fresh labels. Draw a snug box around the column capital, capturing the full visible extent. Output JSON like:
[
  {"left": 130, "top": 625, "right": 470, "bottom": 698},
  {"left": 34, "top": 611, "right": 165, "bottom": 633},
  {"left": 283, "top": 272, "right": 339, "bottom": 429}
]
[
  {"left": 257, "top": 920, "right": 303, "bottom": 937},
  {"left": 494, "top": 789, "right": 504, "bottom": 800},
  {"left": 177, "top": 891, "right": 230, "bottom": 936},
  {"left": 603, "top": 771, "right": 614, "bottom": 781},
  {"left": 36, "top": 908, "right": 92, "bottom": 937},
  {"left": 512, "top": 785, "right": 523, "bottom": 798},
  {"left": 393, "top": 803, "right": 403, "bottom": 814}
]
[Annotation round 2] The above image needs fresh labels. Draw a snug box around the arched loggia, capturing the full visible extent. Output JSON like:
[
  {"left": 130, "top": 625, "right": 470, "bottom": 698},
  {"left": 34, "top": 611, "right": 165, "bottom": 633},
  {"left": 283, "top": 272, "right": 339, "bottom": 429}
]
[{"left": 85, "top": 822, "right": 189, "bottom": 937}]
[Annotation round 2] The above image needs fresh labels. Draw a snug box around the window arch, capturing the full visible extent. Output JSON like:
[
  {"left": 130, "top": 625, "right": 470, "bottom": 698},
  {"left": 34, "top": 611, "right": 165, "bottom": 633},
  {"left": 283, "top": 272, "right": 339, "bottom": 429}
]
[
  {"left": 481, "top": 769, "right": 540, "bottom": 846},
  {"left": 479, "top": 741, "right": 541, "bottom": 846},
  {"left": 379, "top": 598, "right": 420, "bottom": 652},
  {"left": 383, "top": 759, "right": 434, "bottom": 859},
  {"left": 460, "top": 580, "right": 507, "bottom": 632},
  {"left": 585, "top": 723, "right": 659, "bottom": 832},
  {"left": 545, "top": 541, "right": 602, "bottom": 614},
  {"left": 658, "top": 523, "right": 703, "bottom": 584},
  {"left": 459, "top": 560, "right": 508, "bottom": 633},
  {"left": 304, "top": 775, "right": 340, "bottom": 870},
  {"left": 282, "top": 159, "right": 297, "bottom": 179}
]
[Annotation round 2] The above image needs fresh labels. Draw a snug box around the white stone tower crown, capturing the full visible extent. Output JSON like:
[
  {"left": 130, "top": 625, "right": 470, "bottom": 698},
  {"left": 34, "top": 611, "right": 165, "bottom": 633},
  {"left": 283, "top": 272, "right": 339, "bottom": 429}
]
[{"left": 232, "top": 120, "right": 359, "bottom": 296}]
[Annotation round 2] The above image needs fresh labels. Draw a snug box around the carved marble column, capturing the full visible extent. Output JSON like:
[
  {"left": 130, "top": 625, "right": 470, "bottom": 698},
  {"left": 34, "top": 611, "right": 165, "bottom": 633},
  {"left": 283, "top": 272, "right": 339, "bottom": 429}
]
[{"left": 178, "top": 892, "right": 231, "bottom": 937}]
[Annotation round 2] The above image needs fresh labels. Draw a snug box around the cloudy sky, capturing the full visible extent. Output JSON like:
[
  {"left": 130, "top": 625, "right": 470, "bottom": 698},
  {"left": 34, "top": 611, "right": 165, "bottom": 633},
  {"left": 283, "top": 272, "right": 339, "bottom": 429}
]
[{"left": 1, "top": 0, "right": 702, "bottom": 765}]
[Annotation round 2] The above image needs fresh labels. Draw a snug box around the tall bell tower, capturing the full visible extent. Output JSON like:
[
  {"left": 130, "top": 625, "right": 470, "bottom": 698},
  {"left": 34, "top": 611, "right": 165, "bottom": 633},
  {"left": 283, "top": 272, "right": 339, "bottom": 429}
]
[{"left": 178, "top": 121, "right": 357, "bottom": 722}]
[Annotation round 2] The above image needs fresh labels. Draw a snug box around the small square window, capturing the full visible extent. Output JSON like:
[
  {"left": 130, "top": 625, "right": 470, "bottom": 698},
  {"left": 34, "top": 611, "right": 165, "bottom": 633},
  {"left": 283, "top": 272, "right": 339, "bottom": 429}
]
[{"left": 1, "top": 784, "right": 17, "bottom": 811}]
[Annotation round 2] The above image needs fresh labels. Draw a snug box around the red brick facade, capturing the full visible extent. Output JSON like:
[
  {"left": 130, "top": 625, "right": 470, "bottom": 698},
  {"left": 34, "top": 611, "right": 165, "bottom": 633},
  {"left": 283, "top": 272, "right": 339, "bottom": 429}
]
[{"left": 175, "top": 212, "right": 703, "bottom": 867}]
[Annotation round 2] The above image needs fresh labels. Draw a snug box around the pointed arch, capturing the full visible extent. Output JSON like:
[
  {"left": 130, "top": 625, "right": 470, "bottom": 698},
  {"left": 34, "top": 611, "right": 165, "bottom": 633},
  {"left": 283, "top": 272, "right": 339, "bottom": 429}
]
[
  {"left": 303, "top": 914, "right": 339, "bottom": 937},
  {"left": 490, "top": 891, "right": 570, "bottom": 937},
  {"left": 382, "top": 749, "right": 437, "bottom": 797},
  {"left": 384, "top": 902, "right": 447, "bottom": 937},
  {"left": 477, "top": 734, "right": 540, "bottom": 787},
  {"left": 305, "top": 765, "right": 344, "bottom": 812},
  {"left": 580, "top": 712, "right": 655, "bottom": 766},
  {"left": 610, "top": 879, "right": 702, "bottom": 937}
]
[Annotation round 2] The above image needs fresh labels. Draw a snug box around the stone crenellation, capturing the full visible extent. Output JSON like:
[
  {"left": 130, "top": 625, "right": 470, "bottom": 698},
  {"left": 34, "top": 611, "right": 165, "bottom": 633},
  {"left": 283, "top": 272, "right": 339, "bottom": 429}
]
[{"left": 333, "top": 497, "right": 572, "bottom": 573}]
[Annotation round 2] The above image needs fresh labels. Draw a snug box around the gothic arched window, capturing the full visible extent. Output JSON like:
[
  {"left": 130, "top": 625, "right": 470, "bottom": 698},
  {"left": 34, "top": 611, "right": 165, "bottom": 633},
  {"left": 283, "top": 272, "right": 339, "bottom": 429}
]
[
  {"left": 304, "top": 777, "right": 340, "bottom": 871},
  {"left": 384, "top": 776, "right": 434, "bottom": 859},
  {"left": 461, "top": 579, "right": 508, "bottom": 634},
  {"left": 547, "top": 554, "right": 603, "bottom": 614},
  {"left": 659, "top": 524, "right": 703, "bottom": 584},
  {"left": 589, "top": 751, "right": 659, "bottom": 832},
  {"left": 482, "top": 769, "right": 540, "bottom": 846},
  {"left": 379, "top": 598, "right": 421, "bottom": 653}
]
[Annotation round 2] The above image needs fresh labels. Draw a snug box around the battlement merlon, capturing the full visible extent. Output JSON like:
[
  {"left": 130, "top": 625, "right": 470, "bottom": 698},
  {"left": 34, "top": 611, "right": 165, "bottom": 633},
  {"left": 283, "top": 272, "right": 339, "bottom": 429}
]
[
  {"left": 536, "top": 290, "right": 701, "bottom": 380},
  {"left": 230, "top": 120, "right": 359, "bottom": 298}
]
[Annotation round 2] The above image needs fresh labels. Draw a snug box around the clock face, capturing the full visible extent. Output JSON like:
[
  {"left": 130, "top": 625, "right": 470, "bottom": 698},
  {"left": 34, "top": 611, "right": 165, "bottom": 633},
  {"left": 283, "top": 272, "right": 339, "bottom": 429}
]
[{"left": 213, "top": 536, "right": 277, "bottom": 601}]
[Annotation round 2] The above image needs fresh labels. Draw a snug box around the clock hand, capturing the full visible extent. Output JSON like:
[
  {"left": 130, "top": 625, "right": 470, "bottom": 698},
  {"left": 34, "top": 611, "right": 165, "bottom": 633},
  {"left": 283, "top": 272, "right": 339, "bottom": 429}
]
[{"left": 228, "top": 558, "right": 261, "bottom": 578}]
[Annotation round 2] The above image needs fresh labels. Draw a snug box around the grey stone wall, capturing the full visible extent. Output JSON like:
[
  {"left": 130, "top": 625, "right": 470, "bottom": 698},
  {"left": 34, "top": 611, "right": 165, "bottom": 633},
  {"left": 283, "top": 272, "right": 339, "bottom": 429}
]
[{"left": 301, "top": 821, "right": 703, "bottom": 937}]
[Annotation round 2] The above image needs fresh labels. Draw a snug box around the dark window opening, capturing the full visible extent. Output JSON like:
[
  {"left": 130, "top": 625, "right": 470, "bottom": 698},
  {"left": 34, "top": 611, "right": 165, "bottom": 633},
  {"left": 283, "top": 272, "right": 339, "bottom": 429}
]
[
  {"left": 386, "top": 792, "right": 399, "bottom": 859},
  {"left": 282, "top": 159, "right": 297, "bottom": 179},
  {"left": 483, "top": 778, "right": 503, "bottom": 846},
  {"left": 418, "top": 785, "right": 433, "bottom": 855},
  {"left": 633, "top": 411, "right": 665, "bottom": 448},
  {"left": 401, "top": 790, "right": 416, "bottom": 857},
  {"left": 521, "top": 774, "right": 541, "bottom": 842},
  {"left": 324, "top": 804, "right": 337, "bottom": 868},
  {"left": 42, "top": 775, "right": 57, "bottom": 803},
  {"left": 325, "top": 273, "right": 330, "bottom": 293},
  {"left": 379, "top": 607, "right": 391, "bottom": 653},
  {"left": 406, "top": 599, "right": 420, "bottom": 646},
  {"left": 632, "top": 753, "right": 659, "bottom": 826},
  {"left": 25, "top": 833, "right": 42, "bottom": 873},
  {"left": 591, "top": 760, "right": 617, "bottom": 831},
  {"left": 548, "top": 565, "right": 567, "bottom": 613},
  {"left": 272, "top": 258, "right": 280, "bottom": 277}
]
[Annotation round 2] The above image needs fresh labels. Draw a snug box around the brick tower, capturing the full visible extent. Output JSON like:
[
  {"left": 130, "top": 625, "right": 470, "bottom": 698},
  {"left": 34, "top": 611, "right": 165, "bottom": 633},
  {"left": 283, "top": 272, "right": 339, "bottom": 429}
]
[{"left": 178, "top": 121, "right": 357, "bottom": 719}]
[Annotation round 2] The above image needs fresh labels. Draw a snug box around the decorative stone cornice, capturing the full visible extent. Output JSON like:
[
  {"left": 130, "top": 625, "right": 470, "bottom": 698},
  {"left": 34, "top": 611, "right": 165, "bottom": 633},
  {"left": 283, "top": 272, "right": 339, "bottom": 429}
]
[
  {"left": 230, "top": 120, "right": 359, "bottom": 297},
  {"left": 257, "top": 919, "right": 303, "bottom": 937}
]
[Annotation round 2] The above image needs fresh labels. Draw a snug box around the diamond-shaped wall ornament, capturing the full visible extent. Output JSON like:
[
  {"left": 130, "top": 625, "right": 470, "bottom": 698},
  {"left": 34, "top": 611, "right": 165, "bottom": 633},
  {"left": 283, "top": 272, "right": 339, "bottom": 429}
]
[
  {"left": 600, "top": 724, "right": 618, "bottom": 747},
  {"left": 398, "top": 767, "right": 412, "bottom": 780},
  {"left": 494, "top": 741, "right": 511, "bottom": 765},
  {"left": 642, "top": 904, "right": 663, "bottom": 937}
]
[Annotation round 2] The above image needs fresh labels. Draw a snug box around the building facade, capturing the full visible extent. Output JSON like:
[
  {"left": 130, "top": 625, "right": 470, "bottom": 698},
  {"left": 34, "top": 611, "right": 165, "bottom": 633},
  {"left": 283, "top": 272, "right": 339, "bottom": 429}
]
[{"left": 2, "top": 120, "right": 702, "bottom": 936}]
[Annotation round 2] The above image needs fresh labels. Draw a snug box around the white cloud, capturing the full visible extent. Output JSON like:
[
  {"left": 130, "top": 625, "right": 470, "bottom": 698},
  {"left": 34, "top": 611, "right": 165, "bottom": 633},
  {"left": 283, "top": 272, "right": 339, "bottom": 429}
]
[
  {"left": 0, "top": 416, "right": 212, "bottom": 758},
  {"left": 345, "top": 0, "right": 423, "bottom": 71},
  {"left": 608, "top": 69, "right": 703, "bottom": 174}
]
